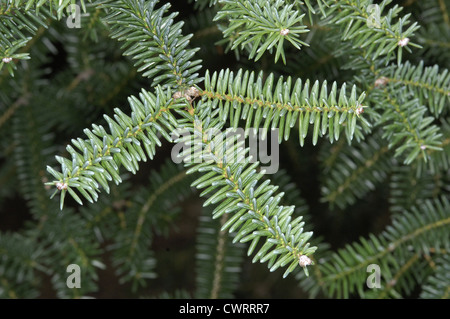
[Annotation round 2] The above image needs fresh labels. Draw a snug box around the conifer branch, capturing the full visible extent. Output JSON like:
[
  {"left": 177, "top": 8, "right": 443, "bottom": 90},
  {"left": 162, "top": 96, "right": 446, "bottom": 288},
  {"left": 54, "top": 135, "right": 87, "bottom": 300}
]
[
  {"left": 200, "top": 68, "right": 369, "bottom": 146},
  {"left": 317, "top": 197, "right": 450, "bottom": 298},
  {"left": 214, "top": 0, "right": 310, "bottom": 64},
  {"left": 46, "top": 87, "right": 188, "bottom": 210},
  {"left": 380, "top": 61, "right": 450, "bottom": 116},
  {"left": 372, "top": 87, "right": 443, "bottom": 165},
  {"left": 323, "top": 0, "right": 421, "bottom": 63},
  {"left": 0, "top": 1, "right": 94, "bottom": 76},
  {"left": 175, "top": 106, "right": 317, "bottom": 278},
  {"left": 420, "top": 254, "right": 450, "bottom": 299},
  {"left": 320, "top": 131, "right": 393, "bottom": 209},
  {"left": 104, "top": 0, "right": 202, "bottom": 88},
  {"left": 195, "top": 209, "right": 246, "bottom": 298}
]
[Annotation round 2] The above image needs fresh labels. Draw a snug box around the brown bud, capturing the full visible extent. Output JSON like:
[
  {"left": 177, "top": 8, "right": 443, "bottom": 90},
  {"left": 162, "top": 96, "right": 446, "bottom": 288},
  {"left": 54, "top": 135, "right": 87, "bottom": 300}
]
[
  {"left": 172, "top": 91, "right": 183, "bottom": 99},
  {"left": 374, "top": 76, "right": 388, "bottom": 87},
  {"left": 185, "top": 86, "right": 200, "bottom": 98}
]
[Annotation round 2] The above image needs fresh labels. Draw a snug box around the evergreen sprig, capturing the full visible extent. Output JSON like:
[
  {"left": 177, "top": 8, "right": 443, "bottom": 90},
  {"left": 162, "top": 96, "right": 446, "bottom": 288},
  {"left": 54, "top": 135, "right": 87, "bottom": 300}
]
[
  {"left": 46, "top": 86, "right": 188, "bottom": 210},
  {"left": 200, "top": 68, "right": 369, "bottom": 146},
  {"left": 323, "top": 0, "right": 421, "bottom": 64},
  {"left": 195, "top": 206, "right": 246, "bottom": 298},
  {"left": 174, "top": 106, "right": 317, "bottom": 278},
  {"left": 312, "top": 196, "right": 450, "bottom": 298},
  {"left": 0, "top": 0, "right": 94, "bottom": 76},
  {"left": 319, "top": 131, "right": 393, "bottom": 209},
  {"left": 389, "top": 165, "right": 448, "bottom": 215},
  {"left": 380, "top": 61, "right": 450, "bottom": 116},
  {"left": 0, "top": 0, "right": 89, "bottom": 15},
  {"left": 108, "top": 161, "right": 195, "bottom": 291},
  {"left": 40, "top": 210, "right": 104, "bottom": 298},
  {"left": 371, "top": 86, "right": 443, "bottom": 165},
  {"left": 0, "top": 232, "right": 47, "bottom": 298},
  {"left": 214, "top": 0, "right": 310, "bottom": 64},
  {"left": 103, "top": 0, "right": 202, "bottom": 88},
  {"left": 419, "top": 254, "right": 450, "bottom": 299}
]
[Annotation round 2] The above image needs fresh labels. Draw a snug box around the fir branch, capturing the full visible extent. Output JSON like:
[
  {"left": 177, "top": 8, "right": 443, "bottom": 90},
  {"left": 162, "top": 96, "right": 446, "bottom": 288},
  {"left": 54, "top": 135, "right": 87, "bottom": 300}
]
[
  {"left": 13, "top": 103, "right": 56, "bottom": 218},
  {"left": 214, "top": 0, "right": 310, "bottom": 64},
  {"left": 320, "top": 131, "right": 393, "bottom": 209},
  {"left": 371, "top": 253, "right": 421, "bottom": 299},
  {"left": 176, "top": 107, "right": 317, "bottom": 278},
  {"left": 380, "top": 61, "right": 450, "bottom": 116},
  {"left": 195, "top": 207, "right": 246, "bottom": 298},
  {"left": 317, "top": 196, "right": 450, "bottom": 298},
  {"left": 0, "top": 0, "right": 94, "bottom": 75},
  {"left": 420, "top": 254, "right": 450, "bottom": 299},
  {"left": 0, "top": 0, "right": 90, "bottom": 16},
  {"left": 323, "top": 0, "right": 421, "bottom": 64},
  {"left": 417, "top": 118, "right": 450, "bottom": 174},
  {"left": 372, "top": 87, "right": 443, "bottom": 165},
  {"left": 40, "top": 210, "right": 104, "bottom": 298},
  {"left": 11, "top": 0, "right": 445, "bottom": 299},
  {"left": 103, "top": 0, "right": 202, "bottom": 89},
  {"left": 415, "top": 22, "right": 450, "bottom": 68},
  {"left": 46, "top": 86, "right": 189, "bottom": 210},
  {"left": 124, "top": 163, "right": 195, "bottom": 281},
  {"left": 81, "top": 161, "right": 196, "bottom": 292},
  {"left": 0, "top": 232, "right": 47, "bottom": 299},
  {"left": 389, "top": 165, "right": 448, "bottom": 214},
  {"left": 199, "top": 68, "right": 369, "bottom": 146}
]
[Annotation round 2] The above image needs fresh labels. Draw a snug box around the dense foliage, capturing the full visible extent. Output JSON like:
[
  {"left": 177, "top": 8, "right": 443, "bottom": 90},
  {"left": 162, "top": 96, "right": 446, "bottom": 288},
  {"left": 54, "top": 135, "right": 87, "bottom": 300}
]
[{"left": 0, "top": 0, "right": 449, "bottom": 299}]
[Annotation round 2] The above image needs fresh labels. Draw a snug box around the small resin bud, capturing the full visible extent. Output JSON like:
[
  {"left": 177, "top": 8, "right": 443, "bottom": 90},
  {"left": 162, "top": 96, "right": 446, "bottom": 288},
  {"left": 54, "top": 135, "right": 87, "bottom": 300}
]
[
  {"left": 398, "top": 37, "right": 410, "bottom": 47},
  {"left": 374, "top": 76, "right": 388, "bottom": 87},
  {"left": 356, "top": 107, "right": 365, "bottom": 115},
  {"left": 299, "top": 254, "right": 312, "bottom": 267},
  {"left": 172, "top": 91, "right": 183, "bottom": 99},
  {"left": 56, "top": 182, "right": 68, "bottom": 190},
  {"left": 185, "top": 86, "right": 200, "bottom": 98},
  {"left": 2, "top": 57, "right": 12, "bottom": 63},
  {"left": 280, "top": 29, "right": 290, "bottom": 36}
]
